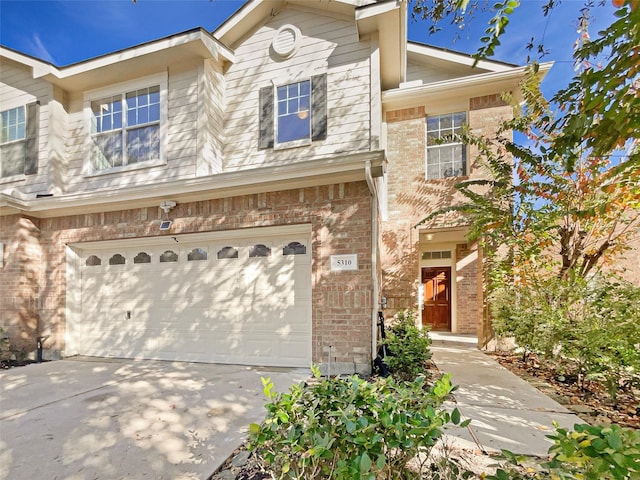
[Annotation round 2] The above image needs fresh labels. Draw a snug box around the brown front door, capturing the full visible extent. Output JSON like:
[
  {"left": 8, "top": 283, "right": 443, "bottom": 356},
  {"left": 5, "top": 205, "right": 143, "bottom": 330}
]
[{"left": 421, "top": 267, "right": 452, "bottom": 331}]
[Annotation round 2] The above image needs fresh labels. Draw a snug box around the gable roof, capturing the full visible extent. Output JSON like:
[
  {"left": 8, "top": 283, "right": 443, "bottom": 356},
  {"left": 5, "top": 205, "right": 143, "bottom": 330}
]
[
  {"left": 0, "top": 28, "right": 234, "bottom": 92},
  {"left": 1, "top": 0, "right": 534, "bottom": 95},
  {"left": 214, "top": 0, "right": 407, "bottom": 89},
  {"left": 214, "top": 0, "right": 371, "bottom": 47}
]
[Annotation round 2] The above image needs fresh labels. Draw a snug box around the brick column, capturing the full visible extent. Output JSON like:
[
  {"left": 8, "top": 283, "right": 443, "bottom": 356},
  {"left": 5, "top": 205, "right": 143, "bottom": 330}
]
[{"left": 0, "top": 215, "right": 42, "bottom": 359}]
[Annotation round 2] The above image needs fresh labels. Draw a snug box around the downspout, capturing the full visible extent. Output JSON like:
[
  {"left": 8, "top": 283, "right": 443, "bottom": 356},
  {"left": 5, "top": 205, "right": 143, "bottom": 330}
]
[{"left": 365, "top": 160, "right": 379, "bottom": 367}]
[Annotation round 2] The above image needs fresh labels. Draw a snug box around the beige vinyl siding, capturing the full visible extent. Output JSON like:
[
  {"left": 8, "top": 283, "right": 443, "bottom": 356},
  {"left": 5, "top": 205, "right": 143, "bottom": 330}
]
[
  {"left": 0, "top": 59, "right": 53, "bottom": 195},
  {"left": 223, "top": 6, "right": 372, "bottom": 170},
  {"left": 406, "top": 54, "right": 492, "bottom": 84},
  {"left": 47, "top": 86, "right": 70, "bottom": 196},
  {"left": 197, "top": 59, "right": 224, "bottom": 176},
  {"left": 166, "top": 63, "right": 198, "bottom": 177}
]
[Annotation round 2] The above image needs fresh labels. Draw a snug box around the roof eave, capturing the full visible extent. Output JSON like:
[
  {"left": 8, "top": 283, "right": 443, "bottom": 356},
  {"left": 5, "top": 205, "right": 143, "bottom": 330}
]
[
  {"left": 0, "top": 151, "right": 385, "bottom": 218},
  {"left": 382, "top": 62, "right": 553, "bottom": 109},
  {"left": 2, "top": 29, "right": 235, "bottom": 91},
  {"left": 356, "top": 0, "right": 406, "bottom": 89},
  {"left": 407, "top": 41, "right": 518, "bottom": 72}
]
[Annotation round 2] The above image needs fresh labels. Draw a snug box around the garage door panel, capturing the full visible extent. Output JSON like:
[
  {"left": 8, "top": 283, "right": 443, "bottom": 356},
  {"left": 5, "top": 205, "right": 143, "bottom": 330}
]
[
  {"left": 82, "top": 272, "right": 101, "bottom": 291},
  {"left": 73, "top": 231, "right": 312, "bottom": 367},
  {"left": 294, "top": 266, "right": 312, "bottom": 299}
]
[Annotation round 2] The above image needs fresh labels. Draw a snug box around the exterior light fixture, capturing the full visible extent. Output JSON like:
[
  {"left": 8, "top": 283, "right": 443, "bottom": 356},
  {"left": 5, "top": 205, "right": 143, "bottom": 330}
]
[{"left": 160, "top": 200, "right": 176, "bottom": 214}]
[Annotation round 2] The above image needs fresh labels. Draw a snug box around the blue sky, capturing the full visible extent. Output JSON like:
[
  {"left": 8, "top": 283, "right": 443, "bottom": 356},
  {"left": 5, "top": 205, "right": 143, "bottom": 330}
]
[{"left": 0, "top": 0, "right": 617, "bottom": 98}]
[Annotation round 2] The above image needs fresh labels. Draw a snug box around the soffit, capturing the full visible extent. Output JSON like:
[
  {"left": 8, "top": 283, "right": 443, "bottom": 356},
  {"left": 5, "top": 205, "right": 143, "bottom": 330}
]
[
  {"left": 418, "top": 226, "right": 470, "bottom": 245},
  {"left": 407, "top": 42, "right": 517, "bottom": 72}
]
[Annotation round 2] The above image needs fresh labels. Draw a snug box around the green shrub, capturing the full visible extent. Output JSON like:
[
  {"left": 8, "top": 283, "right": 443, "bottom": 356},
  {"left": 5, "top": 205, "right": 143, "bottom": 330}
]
[
  {"left": 249, "top": 367, "right": 468, "bottom": 479},
  {"left": 383, "top": 309, "right": 432, "bottom": 382},
  {"left": 570, "top": 280, "right": 640, "bottom": 401},
  {"left": 487, "top": 423, "right": 640, "bottom": 480},
  {"left": 490, "top": 276, "right": 640, "bottom": 401}
]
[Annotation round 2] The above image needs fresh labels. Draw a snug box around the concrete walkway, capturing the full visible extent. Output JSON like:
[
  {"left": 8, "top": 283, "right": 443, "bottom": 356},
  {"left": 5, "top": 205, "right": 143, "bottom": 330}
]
[{"left": 430, "top": 333, "right": 585, "bottom": 457}]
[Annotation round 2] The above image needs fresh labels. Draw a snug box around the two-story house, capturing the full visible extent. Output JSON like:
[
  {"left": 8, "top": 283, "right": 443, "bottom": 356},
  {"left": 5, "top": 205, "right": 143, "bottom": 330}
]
[{"left": 0, "top": 0, "right": 542, "bottom": 373}]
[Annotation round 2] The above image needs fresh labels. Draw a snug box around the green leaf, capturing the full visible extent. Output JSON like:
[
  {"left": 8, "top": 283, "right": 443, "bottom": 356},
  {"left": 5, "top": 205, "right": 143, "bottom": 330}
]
[
  {"left": 360, "top": 452, "right": 372, "bottom": 472},
  {"left": 456, "top": 0, "right": 471, "bottom": 11},
  {"left": 592, "top": 438, "right": 607, "bottom": 452},
  {"left": 607, "top": 431, "right": 623, "bottom": 450},
  {"left": 346, "top": 420, "right": 356, "bottom": 434},
  {"left": 451, "top": 408, "right": 461, "bottom": 425},
  {"left": 496, "top": 468, "right": 511, "bottom": 480}
]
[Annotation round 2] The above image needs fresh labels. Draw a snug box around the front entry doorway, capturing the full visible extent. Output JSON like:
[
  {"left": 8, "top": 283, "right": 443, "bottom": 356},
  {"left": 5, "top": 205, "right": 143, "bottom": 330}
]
[{"left": 421, "top": 267, "right": 452, "bottom": 331}]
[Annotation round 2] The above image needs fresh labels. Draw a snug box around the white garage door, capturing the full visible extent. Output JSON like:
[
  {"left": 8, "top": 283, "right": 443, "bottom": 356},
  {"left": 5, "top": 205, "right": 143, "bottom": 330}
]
[{"left": 67, "top": 228, "right": 312, "bottom": 367}]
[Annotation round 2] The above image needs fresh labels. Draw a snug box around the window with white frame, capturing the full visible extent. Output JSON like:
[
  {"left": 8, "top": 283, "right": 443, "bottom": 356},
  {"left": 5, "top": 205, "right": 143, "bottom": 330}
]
[
  {"left": 276, "top": 80, "right": 310, "bottom": 144},
  {"left": 1, "top": 107, "right": 26, "bottom": 144},
  {"left": 86, "top": 75, "right": 165, "bottom": 173},
  {"left": 0, "top": 103, "right": 39, "bottom": 179},
  {"left": 425, "top": 112, "right": 467, "bottom": 180},
  {"left": 259, "top": 74, "right": 327, "bottom": 149}
]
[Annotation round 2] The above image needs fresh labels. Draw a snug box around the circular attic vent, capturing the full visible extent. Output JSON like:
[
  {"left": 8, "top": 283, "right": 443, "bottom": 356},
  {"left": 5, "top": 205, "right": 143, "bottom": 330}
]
[{"left": 272, "top": 24, "right": 301, "bottom": 58}]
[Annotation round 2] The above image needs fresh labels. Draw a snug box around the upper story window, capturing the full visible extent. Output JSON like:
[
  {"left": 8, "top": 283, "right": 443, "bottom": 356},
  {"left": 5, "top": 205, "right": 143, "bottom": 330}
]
[
  {"left": 1, "top": 107, "right": 25, "bottom": 143},
  {"left": 91, "top": 86, "right": 160, "bottom": 169},
  {"left": 259, "top": 74, "right": 327, "bottom": 149},
  {"left": 425, "top": 112, "right": 467, "bottom": 180},
  {"left": 0, "top": 103, "right": 39, "bottom": 179},
  {"left": 85, "top": 74, "right": 166, "bottom": 174},
  {"left": 277, "top": 81, "right": 310, "bottom": 144}
]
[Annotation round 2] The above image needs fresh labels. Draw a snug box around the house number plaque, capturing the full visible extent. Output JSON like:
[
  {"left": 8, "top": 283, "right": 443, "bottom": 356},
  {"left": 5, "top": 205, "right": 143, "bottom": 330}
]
[{"left": 330, "top": 254, "right": 358, "bottom": 271}]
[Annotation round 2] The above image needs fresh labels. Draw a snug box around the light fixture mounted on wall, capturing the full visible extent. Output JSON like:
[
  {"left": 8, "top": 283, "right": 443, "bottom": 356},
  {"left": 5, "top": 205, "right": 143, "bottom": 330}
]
[
  {"left": 160, "top": 200, "right": 177, "bottom": 214},
  {"left": 159, "top": 200, "right": 176, "bottom": 231}
]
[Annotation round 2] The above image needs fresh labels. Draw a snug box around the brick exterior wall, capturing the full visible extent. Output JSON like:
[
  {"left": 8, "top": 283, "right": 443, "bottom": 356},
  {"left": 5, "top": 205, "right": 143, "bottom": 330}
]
[
  {"left": 381, "top": 95, "right": 513, "bottom": 336},
  {"left": 455, "top": 242, "right": 479, "bottom": 334},
  {"left": 469, "top": 93, "right": 509, "bottom": 111},
  {"left": 1, "top": 182, "right": 374, "bottom": 370},
  {"left": 0, "top": 215, "right": 42, "bottom": 358},
  {"left": 612, "top": 249, "right": 640, "bottom": 286},
  {"left": 382, "top": 107, "right": 425, "bottom": 312}
]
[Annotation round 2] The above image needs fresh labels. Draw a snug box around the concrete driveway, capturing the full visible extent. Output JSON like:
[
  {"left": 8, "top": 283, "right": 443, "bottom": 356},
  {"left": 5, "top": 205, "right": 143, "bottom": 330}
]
[{"left": 0, "top": 357, "right": 309, "bottom": 480}]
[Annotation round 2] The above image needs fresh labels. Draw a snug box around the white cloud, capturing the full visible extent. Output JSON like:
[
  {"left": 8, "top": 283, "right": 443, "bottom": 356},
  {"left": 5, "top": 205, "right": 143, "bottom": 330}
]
[{"left": 25, "top": 33, "right": 57, "bottom": 64}]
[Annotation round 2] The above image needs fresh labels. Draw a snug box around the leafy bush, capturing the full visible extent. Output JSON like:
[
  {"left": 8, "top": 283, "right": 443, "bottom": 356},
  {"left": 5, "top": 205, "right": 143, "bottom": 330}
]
[
  {"left": 572, "top": 280, "right": 640, "bottom": 401},
  {"left": 249, "top": 367, "right": 468, "bottom": 479},
  {"left": 383, "top": 309, "right": 432, "bottom": 382},
  {"left": 487, "top": 423, "right": 640, "bottom": 480},
  {"left": 490, "top": 276, "right": 640, "bottom": 401},
  {"left": 490, "top": 276, "right": 581, "bottom": 359}
]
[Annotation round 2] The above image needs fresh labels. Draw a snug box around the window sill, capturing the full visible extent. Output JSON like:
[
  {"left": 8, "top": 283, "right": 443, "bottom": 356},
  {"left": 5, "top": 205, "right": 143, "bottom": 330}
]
[
  {"left": 0, "top": 174, "right": 26, "bottom": 185},
  {"left": 84, "top": 159, "right": 167, "bottom": 178},
  {"left": 424, "top": 175, "right": 469, "bottom": 182},
  {"left": 274, "top": 138, "right": 312, "bottom": 150}
]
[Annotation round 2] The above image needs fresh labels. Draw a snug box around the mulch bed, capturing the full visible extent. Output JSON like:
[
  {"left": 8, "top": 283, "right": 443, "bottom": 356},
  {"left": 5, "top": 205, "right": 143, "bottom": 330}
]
[{"left": 489, "top": 351, "right": 640, "bottom": 429}]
